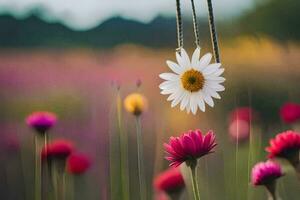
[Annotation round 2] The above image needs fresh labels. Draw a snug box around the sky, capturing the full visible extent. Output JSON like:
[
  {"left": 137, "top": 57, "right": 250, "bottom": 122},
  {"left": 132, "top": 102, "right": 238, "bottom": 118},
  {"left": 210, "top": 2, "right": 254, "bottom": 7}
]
[{"left": 0, "top": 0, "right": 256, "bottom": 30}]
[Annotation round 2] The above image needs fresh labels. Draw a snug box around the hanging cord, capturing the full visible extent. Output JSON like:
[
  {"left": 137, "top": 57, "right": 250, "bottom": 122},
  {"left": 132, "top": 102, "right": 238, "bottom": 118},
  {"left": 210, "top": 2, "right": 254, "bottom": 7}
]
[
  {"left": 175, "top": 0, "right": 184, "bottom": 52},
  {"left": 206, "top": 0, "right": 221, "bottom": 63},
  {"left": 190, "top": 0, "right": 200, "bottom": 47}
]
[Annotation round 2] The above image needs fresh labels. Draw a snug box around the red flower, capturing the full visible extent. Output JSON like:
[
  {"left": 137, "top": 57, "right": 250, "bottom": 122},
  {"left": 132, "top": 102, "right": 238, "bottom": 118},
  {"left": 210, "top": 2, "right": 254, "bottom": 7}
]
[
  {"left": 26, "top": 111, "right": 57, "bottom": 134},
  {"left": 164, "top": 129, "right": 217, "bottom": 167},
  {"left": 229, "top": 107, "right": 254, "bottom": 123},
  {"left": 266, "top": 130, "right": 300, "bottom": 163},
  {"left": 42, "top": 139, "right": 74, "bottom": 160},
  {"left": 251, "top": 160, "right": 283, "bottom": 186},
  {"left": 67, "top": 153, "right": 91, "bottom": 175},
  {"left": 280, "top": 103, "right": 300, "bottom": 124},
  {"left": 153, "top": 167, "right": 185, "bottom": 194}
]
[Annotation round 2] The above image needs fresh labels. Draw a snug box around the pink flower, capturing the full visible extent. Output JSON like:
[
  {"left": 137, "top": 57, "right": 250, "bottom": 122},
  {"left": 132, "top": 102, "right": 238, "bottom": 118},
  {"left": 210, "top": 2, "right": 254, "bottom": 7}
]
[
  {"left": 41, "top": 139, "right": 74, "bottom": 161},
  {"left": 67, "top": 153, "right": 91, "bottom": 175},
  {"left": 26, "top": 111, "right": 57, "bottom": 134},
  {"left": 164, "top": 129, "right": 217, "bottom": 167},
  {"left": 229, "top": 107, "right": 254, "bottom": 123},
  {"left": 153, "top": 167, "right": 185, "bottom": 194},
  {"left": 266, "top": 130, "right": 300, "bottom": 162},
  {"left": 228, "top": 107, "right": 255, "bottom": 143},
  {"left": 228, "top": 119, "right": 250, "bottom": 143},
  {"left": 251, "top": 160, "right": 283, "bottom": 186},
  {"left": 280, "top": 103, "right": 300, "bottom": 124}
]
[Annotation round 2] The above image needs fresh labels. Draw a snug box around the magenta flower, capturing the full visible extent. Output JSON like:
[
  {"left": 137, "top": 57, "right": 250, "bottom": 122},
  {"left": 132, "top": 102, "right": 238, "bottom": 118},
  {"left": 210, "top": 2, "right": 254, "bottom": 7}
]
[
  {"left": 67, "top": 153, "right": 91, "bottom": 175},
  {"left": 26, "top": 111, "right": 57, "bottom": 134},
  {"left": 153, "top": 167, "right": 185, "bottom": 194},
  {"left": 280, "top": 102, "right": 300, "bottom": 124},
  {"left": 251, "top": 160, "right": 283, "bottom": 186},
  {"left": 251, "top": 160, "right": 283, "bottom": 199},
  {"left": 164, "top": 129, "right": 217, "bottom": 167},
  {"left": 41, "top": 139, "right": 74, "bottom": 161}
]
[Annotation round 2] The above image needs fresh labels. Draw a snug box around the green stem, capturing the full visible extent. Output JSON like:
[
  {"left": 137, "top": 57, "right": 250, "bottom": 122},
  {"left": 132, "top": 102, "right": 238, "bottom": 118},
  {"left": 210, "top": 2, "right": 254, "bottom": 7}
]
[
  {"left": 51, "top": 163, "right": 58, "bottom": 200},
  {"left": 35, "top": 135, "right": 43, "bottom": 200},
  {"left": 51, "top": 160, "right": 66, "bottom": 200},
  {"left": 189, "top": 164, "right": 200, "bottom": 200},
  {"left": 117, "top": 93, "right": 130, "bottom": 200},
  {"left": 42, "top": 134, "right": 49, "bottom": 200},
  {"left": 169, "top": 192, "right": 182, "bottom": 200},
  {"left": 293, "top": 164, "right": 300, "bottom": 180},
  {"left": 135, "top": 116, "right": 147, "bottom": 200},
  {"left": 266, "top": 182, "right": 277, "bottom": 200}
]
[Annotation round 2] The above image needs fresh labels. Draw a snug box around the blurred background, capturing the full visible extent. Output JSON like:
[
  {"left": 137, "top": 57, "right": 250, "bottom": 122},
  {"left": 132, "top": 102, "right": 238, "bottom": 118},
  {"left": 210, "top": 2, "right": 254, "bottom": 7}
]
[{"left": 0, "top": 0, "right": 300, "bottom": 199}]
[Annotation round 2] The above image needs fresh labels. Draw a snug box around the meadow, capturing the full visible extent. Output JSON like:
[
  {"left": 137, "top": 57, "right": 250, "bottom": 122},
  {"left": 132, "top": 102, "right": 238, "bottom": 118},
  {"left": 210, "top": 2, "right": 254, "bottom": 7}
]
[{"left": 0, "top": 36, "right": 300, "bottom": 200}]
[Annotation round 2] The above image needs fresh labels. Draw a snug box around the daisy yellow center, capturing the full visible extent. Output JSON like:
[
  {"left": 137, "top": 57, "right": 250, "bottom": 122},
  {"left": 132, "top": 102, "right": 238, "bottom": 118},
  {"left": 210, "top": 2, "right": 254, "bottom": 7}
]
[{"left": 181, "top": 69, "right": 205, "bottom": 92}]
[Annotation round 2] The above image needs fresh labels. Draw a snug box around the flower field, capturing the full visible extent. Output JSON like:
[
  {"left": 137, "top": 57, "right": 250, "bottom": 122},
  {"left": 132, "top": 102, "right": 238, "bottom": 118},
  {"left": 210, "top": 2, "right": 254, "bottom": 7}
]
[{"left": 1, "top": 36, "right": 300, "bottom": 200}]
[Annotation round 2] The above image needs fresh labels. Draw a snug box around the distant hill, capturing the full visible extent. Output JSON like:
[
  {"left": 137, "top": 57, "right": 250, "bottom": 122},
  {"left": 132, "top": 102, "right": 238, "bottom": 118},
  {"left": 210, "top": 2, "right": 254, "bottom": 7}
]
[
  {"left": 0, "top": 14, "right": 177, "bottom": 48},
  {"left": 0, "top": 13, "right": 214, "bottom": 48},
  {"left": 2, "top": 0, "right": 298, "bottom": 49},
  {"left": 238, "top": 0, "right": 300, "bottom": 41}
]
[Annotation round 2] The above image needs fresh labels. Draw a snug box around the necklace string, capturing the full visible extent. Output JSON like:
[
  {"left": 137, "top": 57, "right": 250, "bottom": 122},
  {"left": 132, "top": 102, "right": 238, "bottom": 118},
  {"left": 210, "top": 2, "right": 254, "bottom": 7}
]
[
  {"left": 190, "top": 0, "right": 200, "bottom": 48},
  {"left": 206, "top": 0, "right": 221, "bottom": 63},
  {"left": 175, "top": 0, "right": 184, "bottom": 52},
  {"left": 175, "top": 0, "right": 221, "bottom": 63}
]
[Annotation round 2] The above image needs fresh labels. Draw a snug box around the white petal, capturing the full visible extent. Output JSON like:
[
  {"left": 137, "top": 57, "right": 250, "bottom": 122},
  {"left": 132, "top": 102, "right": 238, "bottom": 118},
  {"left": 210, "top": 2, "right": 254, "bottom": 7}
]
[
  {"left": 167, "top": 88, "right": 182, "bottom": 101},
  {"left": 159, "top": 73, "right": 179, "bottom": 81},
  {"left": 186, "top": 103, "right": 191, "bottom": 114},
  {"left": 206, "top": 75, "right": 226, "bottom": 82},
  {"left": 191, "top": 47, "right": 201, "bottom": 67},
  {"left": 166, "top": 60, "right": 184, "bottom": 74},
  {"left": 198, "top": 98, "right": 206, "bottom": 112},
  {"left": 190, "top": 93, "right": 198, "bottom": 115},
  {"left": 180, "top": 92, "right": 189, "bottom": 110},
  {"left": 176, "top": 49, "right": 190, "bottom": 69},
  {"left": 203, "top": 94, "right": 214, "bottom": 107},
  {"left": 212, "top": 92, "right": 221, "bottom": 99},
  {"left": 203, "top": 86, "right": 221, "bottom": 99},
  {"left": 203, "top": 63, "right": 221, "bottom": 75},
  {"left": 198, "top": 53, "right": 212, "bottom": 69},
  {"left": 161, "top": 89, "right": 176, "bottom": 95},
  {"left": 159, "top": 81, "right": 178, "bottom": 90},
  {"left": 208, "top": 84, "right": 225, "bottom": 92},
  {"left": 213, "top": 68, "right": 225, "bottom": 76},
  {"left": 171, "top": 91, "right": 185, "bottom": 107}
]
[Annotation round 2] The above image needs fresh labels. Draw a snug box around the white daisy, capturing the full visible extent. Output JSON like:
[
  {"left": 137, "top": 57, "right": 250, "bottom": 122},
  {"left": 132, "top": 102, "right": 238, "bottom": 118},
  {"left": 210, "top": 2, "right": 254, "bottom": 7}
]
[{"left": 159, "top": 47, "right": 225, "bottom": 114}]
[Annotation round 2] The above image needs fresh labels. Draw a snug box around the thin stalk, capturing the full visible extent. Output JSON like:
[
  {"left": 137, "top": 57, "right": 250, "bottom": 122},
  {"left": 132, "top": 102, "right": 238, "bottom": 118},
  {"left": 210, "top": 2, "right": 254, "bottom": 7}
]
[
  {"left": 42, "top": 134, "right": 49, "bottom": 200},
  {"left": 117, "top": 92, "right": 130, "bottom": 200},
  {"left": 109, "top": 90, "right": 120, "bottom": 200},
  {"left": 35, "top": 135, "right": 42, "bottom": 200},
  {"left": 51, "top": 163, "right": 58, "bottom": 200},
  {"left": 206, "top": 0, "right": 220, "bottom": 63},
  {"left": 169, "top": 192, "right": 182, "bottom": 200},
  {"left": 266, "top": 183, "right": 277, "bottom": 200},
  {"left": 235, "top": 129, "right": 239, "bottom": 200},
  {"left": 68, "top": 175, "right": 74, "bottom": 200},
  {"left": 51, "top": 160, "right": 66, "bottom": 200},
  {"left": 135, "top": 116, "right": 147, "bottom": 200},
  {"left": 189, "top": 165, "right": 200, "bottom": 200},
  {"left": 291, "top": 161, "right": 300, "bottom": 180},
  {"left": 267, "top": 192, "right": 277, "bottom": 200}
]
